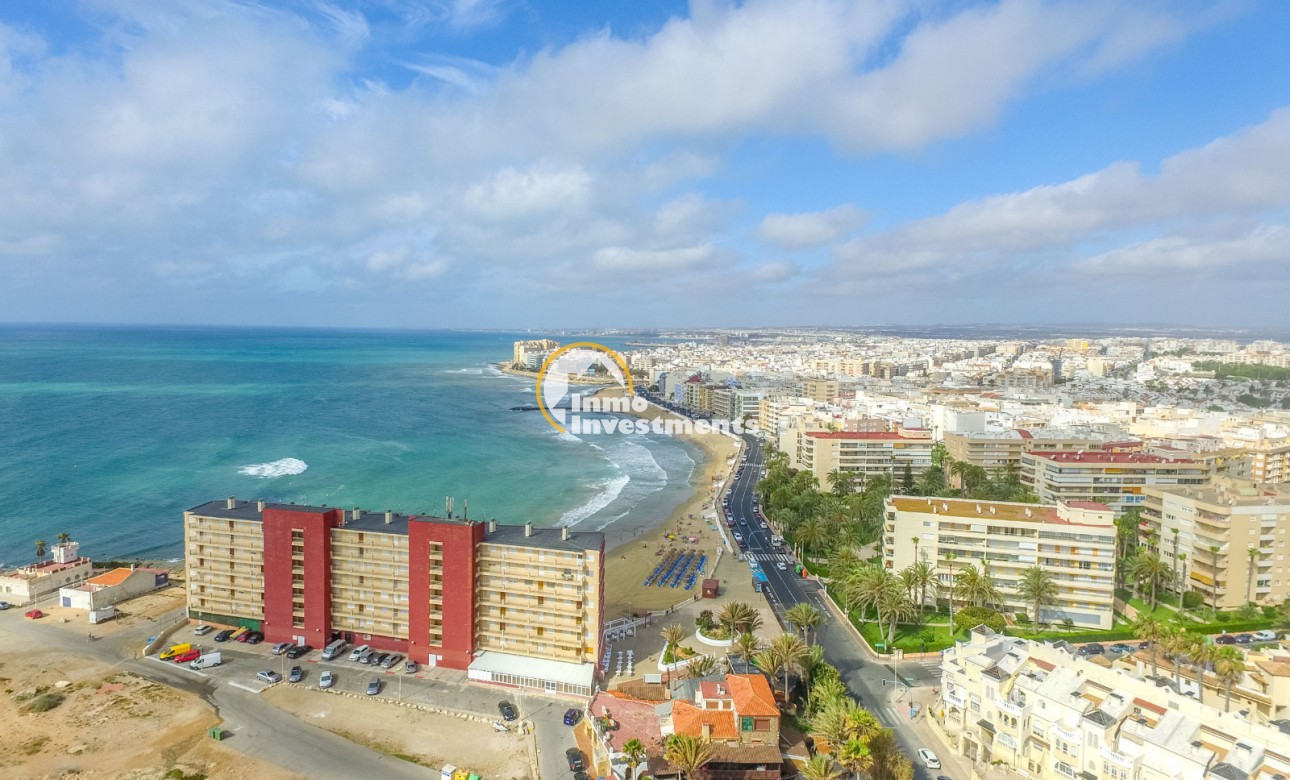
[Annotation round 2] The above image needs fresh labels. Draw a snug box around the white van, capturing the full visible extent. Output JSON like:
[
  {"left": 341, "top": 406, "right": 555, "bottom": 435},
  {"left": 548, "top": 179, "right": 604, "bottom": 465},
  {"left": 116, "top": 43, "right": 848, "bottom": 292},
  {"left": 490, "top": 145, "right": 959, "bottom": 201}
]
[
  {"left": 321, "top": 639, "right": 348, "bottom": 661},
  {"left": 190, "top": 652, "right": 222, "bottom": 670}
]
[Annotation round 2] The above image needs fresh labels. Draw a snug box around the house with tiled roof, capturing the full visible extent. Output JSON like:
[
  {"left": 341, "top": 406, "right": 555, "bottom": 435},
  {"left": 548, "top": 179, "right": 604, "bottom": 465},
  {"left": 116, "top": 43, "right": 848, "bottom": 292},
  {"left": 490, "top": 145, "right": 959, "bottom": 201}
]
[{"left": 58, "top": 566, "right": 169, "bottom": 611}]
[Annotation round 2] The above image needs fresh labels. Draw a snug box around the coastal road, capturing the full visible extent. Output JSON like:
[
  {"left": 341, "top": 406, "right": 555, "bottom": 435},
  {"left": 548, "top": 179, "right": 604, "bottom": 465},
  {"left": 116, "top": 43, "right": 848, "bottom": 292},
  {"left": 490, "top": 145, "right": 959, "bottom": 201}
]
[{"left": 725, "top": 434, "right": 944, "bottom": 780}]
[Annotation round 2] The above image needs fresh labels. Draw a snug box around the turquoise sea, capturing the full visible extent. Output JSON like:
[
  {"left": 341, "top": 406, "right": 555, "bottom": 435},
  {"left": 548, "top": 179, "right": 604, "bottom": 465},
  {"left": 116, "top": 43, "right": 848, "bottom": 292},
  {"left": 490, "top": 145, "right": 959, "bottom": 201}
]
[{"left": 0, "top": 326, "right": 701, "bottom": 565}]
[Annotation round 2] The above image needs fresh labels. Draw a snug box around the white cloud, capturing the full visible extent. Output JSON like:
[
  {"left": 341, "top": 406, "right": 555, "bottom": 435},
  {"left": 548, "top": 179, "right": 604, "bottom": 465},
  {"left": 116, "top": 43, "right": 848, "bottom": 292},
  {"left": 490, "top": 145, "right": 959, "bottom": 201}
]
[
  {"left": 756, "top": 204, "right": 866, "bottom": 250},
  {"left": 1075, "top": 224, "right": 1290, "bottom": 276},
  {"left": 591, "top": 245, "right": 716, "bottom": 272}
]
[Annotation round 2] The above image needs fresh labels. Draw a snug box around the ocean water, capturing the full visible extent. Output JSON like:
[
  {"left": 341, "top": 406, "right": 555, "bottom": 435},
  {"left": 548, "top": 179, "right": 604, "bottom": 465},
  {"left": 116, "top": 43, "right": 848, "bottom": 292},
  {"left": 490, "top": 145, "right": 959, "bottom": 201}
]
[{"left": 0, "top": 326, "right": 700, "bottom": 565}]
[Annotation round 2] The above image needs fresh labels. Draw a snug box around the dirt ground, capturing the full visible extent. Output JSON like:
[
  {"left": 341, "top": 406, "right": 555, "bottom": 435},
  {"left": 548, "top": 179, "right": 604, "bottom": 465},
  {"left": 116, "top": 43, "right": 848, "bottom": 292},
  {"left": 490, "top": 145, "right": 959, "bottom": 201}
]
[
  {"left": 0, "top": 643, "right": 302, "bottom": 780},
  {"left": 38, "top": 586, "right": 188, "bottom": 641},
  {"left": 262, "top": 685, "right": 530, "bottom": 780}
]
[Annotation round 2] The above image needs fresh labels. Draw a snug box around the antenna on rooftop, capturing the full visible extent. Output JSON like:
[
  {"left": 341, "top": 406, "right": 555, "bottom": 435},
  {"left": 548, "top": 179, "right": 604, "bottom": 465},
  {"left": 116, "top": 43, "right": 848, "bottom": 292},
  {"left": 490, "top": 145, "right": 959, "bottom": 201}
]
[
  {"left": 462, "top": 498, "right": 469, "bottom": 520},
  {"left": 446, "top": 496, "right": 454, "bottom": 519}
]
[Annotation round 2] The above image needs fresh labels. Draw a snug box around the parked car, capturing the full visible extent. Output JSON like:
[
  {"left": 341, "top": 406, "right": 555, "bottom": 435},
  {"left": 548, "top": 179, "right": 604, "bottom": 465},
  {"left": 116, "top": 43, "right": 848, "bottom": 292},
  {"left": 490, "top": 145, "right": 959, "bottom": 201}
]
[
  {"left": 348, "top": 645, "right": 371, "bottom": 661},
  {"left": 371, "top": 652, "right": 390, "bottom": 667},
  {"left": 174, "top": 649, "right": 202, "bottom": 664},
  {"left": 405, "top": 660, "right": 419, "bottom": 674},
  {"left": 1079, "top": 643, "right": 1105, "bottom": 656},
  {"left": 380, "top": 653, "right": 403, "bottom": 669},
  {"left": 0, "top": 601, "right": 11, "bottom": 610},
  {"left": 1215, "top": 634, "right": 1238, "bottom": 645},
  {"left": 193, "top": 624, "right": 213, "bottom": 636},
  {"left": 498, "top": 701, "right": 519, "bottom": 721},
  {"left": 918, "top": 749, "right": 941, "bottom": 769},
  {"left": 366, "top": 678, "right": 382, "bottom": 695},
  {"left": 256, "top": 670, "right": 282, "bottom": 684},
  {"left": 214, "top": 629, "right": 235, "bottom": 643},
  {"left": 319, "top": 670, "right": 335, "bottom": 689},
  {"left": 566, "top": 749, "right": 586, "bottom": 772},
  {"left": 236, "top": 632, "right": 252, "bottom": 643},
  {"left": 245, "top": 631, "right": 264, "bottom": 645},
  {"left": 271, "top": 642, "right": 294, "bottom": 655},
  {"left": 25, "top": 609, "right": 44, "bottom": 619},
  {"left": 1233, "top": 634, "right": 1254, "bottom": 645},
  {"left": 1109, "top": 643, "right": 1135, "bottom": 655},
  {"left": 286, "top": 644, "right": 313, "bottom": 659},
  {"left": 1253, "top": 630, "right": 1280, "bottom": 642},
  {"left": 288, "top": 666, "right": 304, "bottom": 683},
  {"left": 563, "top": 708, "right": 581, "bottom": 726}
]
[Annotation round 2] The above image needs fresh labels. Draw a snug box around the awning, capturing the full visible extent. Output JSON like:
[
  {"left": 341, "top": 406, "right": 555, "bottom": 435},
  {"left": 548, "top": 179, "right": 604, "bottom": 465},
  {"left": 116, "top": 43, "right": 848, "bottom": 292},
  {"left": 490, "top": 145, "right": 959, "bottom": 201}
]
[{"left": 467, "top": 651, "right": 596, "bottom": 689}]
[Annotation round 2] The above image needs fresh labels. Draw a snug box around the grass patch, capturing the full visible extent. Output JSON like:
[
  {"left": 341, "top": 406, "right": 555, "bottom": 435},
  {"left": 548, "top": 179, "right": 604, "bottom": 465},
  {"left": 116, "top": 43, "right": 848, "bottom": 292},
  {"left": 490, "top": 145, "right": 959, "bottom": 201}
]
[
  {"left": 20, "top": 736, "right": 50, "bottom": 755},
  {"left": 22, "top": 693, "right": 65, "bottom": 713},
  {"left": 850, "top": 613, "right": 960, "bottom": 654}
]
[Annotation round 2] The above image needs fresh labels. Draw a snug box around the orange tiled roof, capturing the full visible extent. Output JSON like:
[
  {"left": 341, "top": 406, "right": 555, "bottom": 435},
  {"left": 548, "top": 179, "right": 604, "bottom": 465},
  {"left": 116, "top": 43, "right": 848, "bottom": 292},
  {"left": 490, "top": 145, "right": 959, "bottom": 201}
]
[
  {"left": 87, "top": 568, "right": 135, "bottom": 587},
  {"left": 672, "top": 701, "right": 737, "bottom": 740},
  {"left": 726, "top": 674, "right": 779, "bottom": 717}
]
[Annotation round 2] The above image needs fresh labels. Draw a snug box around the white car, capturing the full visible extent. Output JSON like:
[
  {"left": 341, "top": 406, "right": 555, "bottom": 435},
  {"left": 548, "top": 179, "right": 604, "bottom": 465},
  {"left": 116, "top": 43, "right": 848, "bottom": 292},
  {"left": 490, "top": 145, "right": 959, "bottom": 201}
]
[
  {"left": 918, "top": 749, "right": 941, "bottom": 769},
  {"left": 776, "top": 562, "right": 787, "bottom": 571},
  {"left": 319, "top": 670, "right": 335, "bottom": 689},
  {"left": 1252, "top": 630, "right": 1280, "bottom": 642},
  {"left": 348, "top": 644, "right": 371, "bottom": 661}
]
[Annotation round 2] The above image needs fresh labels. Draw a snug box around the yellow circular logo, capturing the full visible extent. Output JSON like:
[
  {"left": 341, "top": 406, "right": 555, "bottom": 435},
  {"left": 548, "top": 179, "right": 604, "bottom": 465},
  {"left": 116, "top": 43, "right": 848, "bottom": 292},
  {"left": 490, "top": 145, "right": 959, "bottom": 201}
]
[{"left": 535, "top": 342, "right": 634, "bottom": 434}]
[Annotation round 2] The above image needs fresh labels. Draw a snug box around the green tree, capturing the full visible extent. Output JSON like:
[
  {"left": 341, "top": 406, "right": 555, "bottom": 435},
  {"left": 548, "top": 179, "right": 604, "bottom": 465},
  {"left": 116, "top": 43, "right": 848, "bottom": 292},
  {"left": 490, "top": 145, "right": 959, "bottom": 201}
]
[
  {"left": 900, "top": 463, "right": 914, "bottom": 493},
  {"left": 1247, "top": 547, "right": 1262, "bottom": 605},
  {"left": 732, "top": 632, "right": 762, "bottom": 663},
  {"left": 767, "top": 632, "right": 810, "bottom": 704},
  {"left": 785, "top": 603, "right": 824, "bottom": 644},
  {"left": 685, "top": 654, "right": 719, "bottom": 679},
  {"left": 56, "top": 532, "right": 71, "bottom": 546},
  {"left": 1132, "top": 615, "right": 1167, "bottom": 678},
  {"left": 800, "top": 755, "right": 845, "bottom": 780},
  {"left": 1213, "top": 646, "right": 1246, "bottom": 713},
  {"left": 838, "top": 738, "right": 873, "bottom": 780},
  {"left": 953, "top": 563, "right": 1001, "bottom": 610},
  {"left": 623, "top": 738, "right": 647, "bottom": 780},
  {"left": 1129, "top": 552, "right": 1170, "bottom": 609},
  {"left": 34, "top": 539, "right": 47, "bottom": 566},
  {"left": 903, "top": 560, "right": 935, "bottom": 617},
  {"left": 827, "top": 468, "right": 856, "bottom": 497},
  {"left": 664, "top": 734, "right": 713, "bottom": 780},
  {"left": 1017, "top": 566, "right": 1059, "bottom": 623}
]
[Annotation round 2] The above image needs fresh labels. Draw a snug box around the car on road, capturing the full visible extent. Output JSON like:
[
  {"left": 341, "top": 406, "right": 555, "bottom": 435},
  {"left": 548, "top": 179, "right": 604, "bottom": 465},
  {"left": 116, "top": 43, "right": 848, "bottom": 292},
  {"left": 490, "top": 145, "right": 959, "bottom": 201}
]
[
  {"left": 174, "top": 649, "right": 201, "bottom": 664},
  {"left": 566, "top": 749, "right": 586, "bottom": 772},
  {"left": 319, "top": 670, "right": 335, "bottom": 689},
  {"left": 214, "top": 629, "right": 234, "bottom": 642},
  {"left": 405, "top": 660, "right": 419, "bottom": 674},
  {"left": 498, "top": 701, "right": 519, "bottom": 721},
  {"left": 732, "top": 533, "right": 743, "bottom": 542},
  {"left": 288, "top": 666, "right": 304, "bottom": 683},
  {"left": 759, "top": 521, "right": 767, "bottom": 529},
  {"left": 1233, "top": 634, "right": 1254, "bottom": 644},
  {"left": 192, "top": 624, "right": 212, "bottom": 636},
  {"left": 366, "top": 678, "right": 382, "bottom": 696},
  {"left": 1109, "top": 643, "right": 1135, "bottom": 655},
  {"left": 563, "top": 708, "right": 581, "bottom": 726},
  {"left": 24, "top": 609, "right": 44, "bottom": 619},
  {"left": 256, "top": 670, "right": 283, "bottom": 684},
  {"left": 918, "top": 749, "right": 941, "bottom": 769},
  {"left": 348, "top": 644, "right": 371, "bottom": 661},
  {"left": 776, "top": 561, "right": 787, "bottom": 571},
  {"left": 1078, "top": 643, "right": 1105, "bottom": 656},
  {"left": 271, "top": 641, "right": 293, "bottom": 655},
  {"left": 1215, "top": 634, "right": 1238, "bottom": 645},
  {"left": 380, "top": 653, "right": 403, "bottom": 669},
  {"left": 0, "top": 601, "right": 11, "bottom": 610},
  {"left": 1253, "top": 630, "right": 1280, "bottom": 642},
  {"left": 285, "top": 644, "right": 312, "bottom": 659}
]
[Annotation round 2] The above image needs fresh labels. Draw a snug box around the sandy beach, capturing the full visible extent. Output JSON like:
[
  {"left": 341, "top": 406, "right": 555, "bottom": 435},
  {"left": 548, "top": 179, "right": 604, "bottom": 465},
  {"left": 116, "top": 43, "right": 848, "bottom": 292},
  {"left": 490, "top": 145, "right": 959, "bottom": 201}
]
[{"left": 592, "top": 388, "right": 742, "bottom": 618}]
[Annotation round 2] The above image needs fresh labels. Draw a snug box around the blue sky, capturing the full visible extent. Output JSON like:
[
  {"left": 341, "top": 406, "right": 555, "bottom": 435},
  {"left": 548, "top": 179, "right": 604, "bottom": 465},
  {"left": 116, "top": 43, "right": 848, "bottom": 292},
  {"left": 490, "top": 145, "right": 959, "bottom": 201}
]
[{"left": 1, "top": 0, "right": 1288, "bottom": 328}]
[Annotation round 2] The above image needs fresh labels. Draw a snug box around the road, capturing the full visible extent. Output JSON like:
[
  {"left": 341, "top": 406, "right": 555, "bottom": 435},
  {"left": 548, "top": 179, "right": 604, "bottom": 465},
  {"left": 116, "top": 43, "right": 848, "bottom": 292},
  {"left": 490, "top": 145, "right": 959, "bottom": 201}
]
[{"left": 724, "top": 434, "right": 946, "bottom": 780}]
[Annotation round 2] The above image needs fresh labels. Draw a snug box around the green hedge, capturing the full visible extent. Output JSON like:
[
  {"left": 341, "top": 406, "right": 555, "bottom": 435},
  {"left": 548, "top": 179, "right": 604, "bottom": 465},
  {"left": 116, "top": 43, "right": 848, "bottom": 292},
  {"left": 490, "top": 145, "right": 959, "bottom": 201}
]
[{"left": 1006, "top": 616, "right": 1286, "bottom": 645}]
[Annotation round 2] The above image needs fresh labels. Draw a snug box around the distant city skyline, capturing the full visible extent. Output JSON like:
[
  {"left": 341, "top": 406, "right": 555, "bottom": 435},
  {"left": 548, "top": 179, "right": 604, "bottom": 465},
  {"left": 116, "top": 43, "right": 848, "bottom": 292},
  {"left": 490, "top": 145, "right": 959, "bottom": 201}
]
[{"left": 1, "top": 1, "right": 1288, "bottom": 328}]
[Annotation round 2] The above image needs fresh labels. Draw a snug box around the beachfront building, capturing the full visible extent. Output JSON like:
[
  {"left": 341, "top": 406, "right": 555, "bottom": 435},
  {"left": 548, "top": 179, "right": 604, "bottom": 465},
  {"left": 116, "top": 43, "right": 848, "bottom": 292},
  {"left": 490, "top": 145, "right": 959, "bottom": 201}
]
[
  {"left": 1140, "top": 479, "right": 1290, "bottom": 609},
  {"left": 183, "top": 498, "right": 604, "bottom": 695},
  {"left": 792, "top": 429, "right": 934, "bottom": 486},
  {"left": 943, "top": 429, "right": 1141, "bottom": 480},
  {"left": 711, "top": 388, "right": 764, "bottom": 423},
  {"left": 1020, "top": 451, "right": 1209, "bottom": 515},
  {"left": 936, "top": 628, "right": 1290, "bottom": 779},
  {"left": 512, "top": 338, "right": 560, "bottom": 369},
  {"left": 885, "top": 496, "right": 1117, "bottom": 628},
  {"left": 0, "top": 540, "right": 93, "bottom": 606},
  {"left": 58, "top": 566, "right": 169, "bottom": 611}
]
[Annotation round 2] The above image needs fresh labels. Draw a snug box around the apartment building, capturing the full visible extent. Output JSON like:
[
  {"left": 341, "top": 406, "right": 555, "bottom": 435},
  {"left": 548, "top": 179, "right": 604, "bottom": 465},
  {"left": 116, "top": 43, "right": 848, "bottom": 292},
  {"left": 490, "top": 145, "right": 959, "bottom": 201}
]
[
  {"left": 0, "top": 540, "right": 92, "bottom": 606},
  {"left": 1140, "top": 479, "right": 1290, "bottom": 609},
  {"left": 512, "top": 338, "right": 560, "bottom": 367},
  {"left": 1021, "top": 451, "right": 1208, "bottom": 515},
  {"left": 711, "top": 388, "right": 765, "bottom": 423},
  {"left": 796, "top": 430, "right": 933, "bottom": 486},
  {"left": 936, "top": 629, "right": 1290, "bottom": 780},
  {"left": 184, "top": 499, "right": 604, "bottom": 695},
  {"left": 944, "top": 429, "right": 1142, "bottom": 478},
  {"left": 885, "top": 497, "right": 1117, "bottom": 629},
  {"left": 800, "top": 378, "right": 840, "bottom": 404}
]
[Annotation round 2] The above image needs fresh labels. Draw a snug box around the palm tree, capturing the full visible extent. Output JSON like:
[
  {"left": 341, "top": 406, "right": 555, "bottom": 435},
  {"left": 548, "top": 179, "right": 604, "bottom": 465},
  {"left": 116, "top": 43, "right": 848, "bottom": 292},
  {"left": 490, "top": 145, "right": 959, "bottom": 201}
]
[
  {"left": 827, "top": 469, "right": 856, "bottom": 497},
  {"left": 1160, "top": 626, "right": 1193, "bottom": 690},
  {"left": 903, "top": 561, "right": 935, "bottom": 617},
  {"left": 798, "top": 645, "right": 826, "bottom": 689},
  {"left": 785, "top": 603, "right": 823, "bottom": 644},
  {"left": 1213, "top": 646, "right": 1246, "bottom": 713},
  {"left": 876, "top": 584, "right": 916, "bottom": 645},
  {"left": 623, "top": 738, "right": 647, "bottom": 780},
  {"left": 686, "top": 654, "right": 719, "bottom": 679},
  {"left": 717, "top": 601, "right": 759, "bottom": 637},
  {"left": 1169, "top": 527, "right": 1181, "bottom": 594},
  {"left": 56, "top": 532, "right": 71, "bottom": 547},
  {"left": 797, "top": 516, "right": 828, "bottom": 554},
  {"left": 768, "top": 632, "right": 809, "bottom": 704},
  {"left": 732, "top": 631, "right": 762, "bottom": 663},
  {"left": 34, "top": 539, "right": 47, "bottom": 566},
  {"left": 1129, "top": 552, "right": 1170, "bottom": 609},
  {"left": 952, "top": 563, "right": 1001, "bottom": 610},
  {"left": 661, "top": 623, "right": 685, "bottom": 688},
  {"left": 1187, "top": 636, "right": 1215, "bottom": 706},
  {"left": 944, "top": 552, "right": 958, "bottom": 629},
  {"left": 1017, "top": 566, "right": 1059, "bottom": 623},
  {"left": 664, "top": 734, "right": 713, "bottom": 780},
  {"left": 1132, "top": 615, "right": 1167, "bottom": 678},
  {"left": 837, "top": 738, "right": 873, "bottom": 780},
  {"left": 1246, "top": 547, "right": 1261, "bottom": 605},
  {"left": 800, "top": 754, "right": 845, "bottom": 780},
  {"left": 808, "top": 675, "right": 847, "bottom": 715}
]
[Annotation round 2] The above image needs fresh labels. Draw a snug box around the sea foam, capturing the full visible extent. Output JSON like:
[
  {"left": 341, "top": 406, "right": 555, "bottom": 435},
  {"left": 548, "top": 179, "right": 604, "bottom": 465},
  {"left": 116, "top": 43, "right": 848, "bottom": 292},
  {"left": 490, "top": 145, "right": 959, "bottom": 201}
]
[
  {"left": 556, "top": 474, "right": 630, "bottom": 528},
  {"left": 238, "top": 458, "right": 308, "bottom": 478}
]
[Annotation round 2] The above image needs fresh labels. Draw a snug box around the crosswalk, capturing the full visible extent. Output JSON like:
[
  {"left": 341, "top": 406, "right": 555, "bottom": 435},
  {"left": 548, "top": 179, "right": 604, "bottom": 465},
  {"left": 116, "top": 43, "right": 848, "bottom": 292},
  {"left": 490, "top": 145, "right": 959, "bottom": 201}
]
[
  {"left": 872, "top": 706, "right": 911, "bottom": 727},
  {"left": 748, "top": 553, "right": 793, "bottom": 562}
]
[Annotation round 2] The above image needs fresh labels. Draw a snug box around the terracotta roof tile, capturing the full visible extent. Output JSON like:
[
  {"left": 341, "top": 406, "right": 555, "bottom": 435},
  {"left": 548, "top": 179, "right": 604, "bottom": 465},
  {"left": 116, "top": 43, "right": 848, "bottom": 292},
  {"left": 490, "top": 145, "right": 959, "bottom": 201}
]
[{"left": 726, "top": 674, "right": 779, "bottom": 717}]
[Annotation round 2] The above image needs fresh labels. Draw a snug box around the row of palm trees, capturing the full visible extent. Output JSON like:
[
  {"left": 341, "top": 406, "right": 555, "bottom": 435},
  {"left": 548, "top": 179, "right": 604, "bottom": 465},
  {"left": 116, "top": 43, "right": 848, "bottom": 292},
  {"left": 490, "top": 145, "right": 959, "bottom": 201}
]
[
  {"left": 1131, "top": 615, "right": 1249, "bottom": 712},
  {"left": 32, "top": 533, "right": 72, "bottom": 565}
]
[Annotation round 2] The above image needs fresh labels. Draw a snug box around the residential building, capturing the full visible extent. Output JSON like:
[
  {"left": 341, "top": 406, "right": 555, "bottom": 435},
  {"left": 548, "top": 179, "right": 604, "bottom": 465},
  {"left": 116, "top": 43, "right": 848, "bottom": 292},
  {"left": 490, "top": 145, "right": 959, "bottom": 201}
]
[
  {"left": 795, "top": 429, "right": 934, "bottom": 486},
  {"left": 512, "top": 338, "right": 560, "bottom": 367},
  {"left": 936, "top": 628, "right": 1290, "bottom": 780},
  {"left": 58, "top": 566, "right": 169, "bottom": 611},
  {"left": 1140, "top": 479, "right": 1290, "bottom": 609},
  {"left": 885, "top": 496, "right": 1117, "bottom": 628},
  {"left": 1021, "top": 451, "right": 1208, "bottom": 515},
  {"left": 184, "top": 498, "right": 603, "bottom": 696},
  {"left": 0, "top": 540, "right": 92, "bottom": 606},
  {"left": 943, "top": 429, "right": 1141, "bottom": 480},
  {"left": 800, "top": 378, "right": 840, "bottom": 404}
]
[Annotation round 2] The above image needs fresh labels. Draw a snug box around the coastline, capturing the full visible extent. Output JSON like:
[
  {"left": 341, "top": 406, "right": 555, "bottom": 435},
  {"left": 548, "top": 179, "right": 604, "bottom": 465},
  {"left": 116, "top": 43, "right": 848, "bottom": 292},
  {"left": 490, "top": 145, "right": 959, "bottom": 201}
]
[
  {"left": 591, "top": 387, "right": 742, "bottom": 618},
  {"left": 496, "top": 361, "right": 617, "bottom": 385}
]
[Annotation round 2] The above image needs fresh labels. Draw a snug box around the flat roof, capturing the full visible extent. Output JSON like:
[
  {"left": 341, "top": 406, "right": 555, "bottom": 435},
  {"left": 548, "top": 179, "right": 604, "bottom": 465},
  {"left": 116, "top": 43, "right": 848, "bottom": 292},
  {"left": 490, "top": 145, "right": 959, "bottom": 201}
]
[
  {"left": 468, "top": 651, "right": 596, "bottom": 688},
  {"left": 1026, "top": 451, "right": 1194, "bottom": 464},
  {"left": 483, "top": 523, "right": 603, "bottom": 553},
  {"left": 888, "top": 496, "right": 1111, "bottom": 525}
]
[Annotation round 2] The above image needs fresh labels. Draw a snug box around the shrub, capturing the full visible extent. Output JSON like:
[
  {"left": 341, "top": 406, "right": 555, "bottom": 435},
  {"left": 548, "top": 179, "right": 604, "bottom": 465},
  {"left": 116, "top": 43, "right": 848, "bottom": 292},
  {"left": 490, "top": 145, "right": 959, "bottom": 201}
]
[
  {"left": 1014, "top": 613, "right": 1031, "bottom": 625},
  {"left": 1182, "top": 591, "right": 1204, "bottom": 609},
  {"left": 1264, "top": 605, "right": 1281, "bottom": 619},
  {"left": 696, "top": 610, "right": 715, "bottom": 631},
  {"left": 1214, "top": 611, "right": 1231, "bottom": 624},
  {"left": 22, "top": 693, "right": 63, "bottom": 714},
  {"left": 954, "top": 607, "right": 1005, "bottom": 633},
  {"left": 1238, "top": 603, "right": 1261, "bottom": 620}
]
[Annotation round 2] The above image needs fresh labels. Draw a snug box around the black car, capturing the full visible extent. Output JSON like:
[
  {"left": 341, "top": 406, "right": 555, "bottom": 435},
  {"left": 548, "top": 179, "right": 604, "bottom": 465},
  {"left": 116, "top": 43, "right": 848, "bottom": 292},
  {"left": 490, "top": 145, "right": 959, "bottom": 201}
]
[
  {"left": 1079, "top": 643, "right": 1105, "bottom": 655},
  {"left": 288, "top": 665, "right": 304, "bottom": 683},
  {"left": 1215, "top": 634, "right": 1238, "bottom": 645},
  {"left": 563, "top": 708, "right": 581, "bottom": 726},
  {"left": 214, "top": 629, "right": 235, "bottom": 643},
  {"left": 1233, "top": 634, "right": 1254, "bottom": 645},
  {"left": 498, "top": 701, "right": 519, "bottom": 721},
  {"left": 285, "top": 644, "right": 312, "bottom": 659},
  {"left": 246, "top": 631, "right": 265, "bottom": 645},
  {"left": 566, "top": 749, "right": 585, "bottom": 772}
]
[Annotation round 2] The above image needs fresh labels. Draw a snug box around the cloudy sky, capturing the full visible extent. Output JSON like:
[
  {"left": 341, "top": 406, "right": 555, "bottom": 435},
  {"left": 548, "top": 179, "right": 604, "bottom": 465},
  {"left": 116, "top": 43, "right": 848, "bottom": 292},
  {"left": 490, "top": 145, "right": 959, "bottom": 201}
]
[{"left": 1, "top": 0, "right": 1288, "bottom": 329}]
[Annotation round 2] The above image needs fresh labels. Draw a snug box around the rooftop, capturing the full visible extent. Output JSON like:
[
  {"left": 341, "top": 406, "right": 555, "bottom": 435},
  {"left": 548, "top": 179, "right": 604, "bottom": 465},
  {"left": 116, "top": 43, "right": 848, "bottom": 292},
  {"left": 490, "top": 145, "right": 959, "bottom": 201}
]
[
  {"left": 888, "top": 495, "right": 1111, "bottom": 525},
  {"left": 1027, "top": 451, "right": 1195, "bottom": 464}
]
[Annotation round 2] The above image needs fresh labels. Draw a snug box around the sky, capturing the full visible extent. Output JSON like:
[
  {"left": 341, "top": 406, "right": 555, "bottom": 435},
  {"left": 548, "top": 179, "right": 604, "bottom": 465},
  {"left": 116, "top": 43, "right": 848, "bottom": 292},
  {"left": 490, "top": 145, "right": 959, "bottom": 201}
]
[{"left": 0, "top": 0, "right": 1288, "bottom": 329}]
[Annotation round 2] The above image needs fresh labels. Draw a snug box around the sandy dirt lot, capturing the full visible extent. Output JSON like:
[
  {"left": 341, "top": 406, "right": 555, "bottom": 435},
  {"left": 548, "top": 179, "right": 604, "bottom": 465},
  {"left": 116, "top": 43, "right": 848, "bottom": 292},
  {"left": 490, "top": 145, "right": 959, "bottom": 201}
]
[
  {"left": 262, "top": 685, "right": 531, "bottom": 780},
  {"left": 0, "top": 643, "right": 301, "bottom": 780}
]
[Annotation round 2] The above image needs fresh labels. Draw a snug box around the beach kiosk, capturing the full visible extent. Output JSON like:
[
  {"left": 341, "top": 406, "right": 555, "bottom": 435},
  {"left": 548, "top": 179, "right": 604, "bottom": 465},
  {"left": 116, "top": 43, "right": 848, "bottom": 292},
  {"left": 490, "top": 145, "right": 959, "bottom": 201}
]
[{"left": 701, "top": 578, "right": 719, "bottom": 599}]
